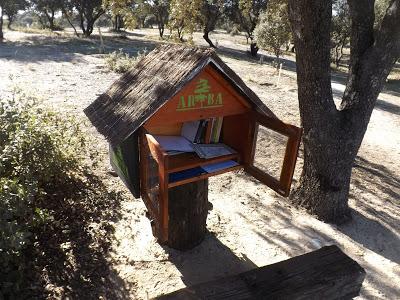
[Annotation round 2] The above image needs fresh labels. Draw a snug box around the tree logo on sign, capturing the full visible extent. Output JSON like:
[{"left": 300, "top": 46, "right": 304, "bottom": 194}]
[{"left": 177, "top": 78, "right": 223, "bottom": 111}]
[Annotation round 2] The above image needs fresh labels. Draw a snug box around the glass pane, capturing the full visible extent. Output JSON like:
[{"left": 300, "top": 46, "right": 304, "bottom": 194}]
[{"left": 253, "top": 124, "right": 288, "bottom": 180}]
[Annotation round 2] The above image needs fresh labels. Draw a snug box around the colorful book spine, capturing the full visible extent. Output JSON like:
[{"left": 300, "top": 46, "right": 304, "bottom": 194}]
[{"left": 212, "top": 117, "right": 223, "bottom": 143}]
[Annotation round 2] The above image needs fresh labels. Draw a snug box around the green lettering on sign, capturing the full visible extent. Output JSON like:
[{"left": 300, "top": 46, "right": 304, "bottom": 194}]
[{"left": 177, "top": 78, "right": 223, "bottom": 111}]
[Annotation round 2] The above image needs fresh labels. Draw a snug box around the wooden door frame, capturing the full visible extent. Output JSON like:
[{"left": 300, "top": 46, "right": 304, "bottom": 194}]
[{"left": 245, "top": 112, "right": 302, "bottom": 197}]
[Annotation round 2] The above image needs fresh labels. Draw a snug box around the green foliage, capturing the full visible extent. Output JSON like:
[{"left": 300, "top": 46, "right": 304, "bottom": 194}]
[
  {"left": 31, "top": 0, "right": 64, "bottom": 30},
  {"left": 1, "top": 0, "right": 28, "bottom": 29},
  {"left": 64, "top": 0, "right": 105, "bottom": 36},
  {"left": 331, "top": 0, "right": 351, "bottom": 68},
  {"left": 227, "top": 0, "right": 268, "bottom": 42},
  {"left": 255, "top": 0, "right": 290, "bottom": 64},
  {"left": 105, "top": 49, "right": 147, "bottom": 73},
  {"left": 0, "top": 87, "right": 96, "bottom": 297},
  {"left": 168, "top": 0, "right": 202, "bottom": 42}
]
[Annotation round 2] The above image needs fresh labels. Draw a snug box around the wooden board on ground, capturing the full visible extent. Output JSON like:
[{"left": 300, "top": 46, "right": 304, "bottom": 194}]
[{"left": 155, "top": 245, "right": 366, "bottom": 300}]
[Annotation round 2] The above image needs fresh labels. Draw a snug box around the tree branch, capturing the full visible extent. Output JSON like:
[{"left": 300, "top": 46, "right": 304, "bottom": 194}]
[
  {"left": 341, "top": 0, "right": 400, "bottom": 111},
  {"left": 288, "top": 0, "right": 336, "bottom": 119},
  {"left": 340, "top": 0, "right": 375, "bottom": 109}
]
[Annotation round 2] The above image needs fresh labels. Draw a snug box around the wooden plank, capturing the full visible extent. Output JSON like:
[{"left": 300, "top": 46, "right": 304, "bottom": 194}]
[
  {"left": 145, "top": 133, "right": 169, "bottom": 167},
  {"left": 155, "top": 245, "right": 366, "bottom": 300},
  {"left": 279, "top": 126, "right": 303, "bottom": 196},
  {"left": 245, "top": 165, "right": 285, "bottom": 196},
  {"left": 221, "top": 113, "right": 252, "bottom": 164},
  {"left": 168, "top": 165, "right": 243, "bottom": 188},
  {"left": 245, "top": 112, "right": 302, "bottom": 197},
  {"left": 158, "top": 153, "right": 169, "bottom": 243},
  {"left": 168, "top": 152, "right": 240, "bottom": 174},
  {"left": 144, "top": 123, "right": 183, "bottom": 135},
  {"left": 253, "top": 111, "right": 299, "bottom": 137}
]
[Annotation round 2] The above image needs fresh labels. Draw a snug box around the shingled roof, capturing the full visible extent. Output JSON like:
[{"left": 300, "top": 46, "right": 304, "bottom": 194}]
[{"left": 84, "top": 43, "right": 276, "bottom": 146}]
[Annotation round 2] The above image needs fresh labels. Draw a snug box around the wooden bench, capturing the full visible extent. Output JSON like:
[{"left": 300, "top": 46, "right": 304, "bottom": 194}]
[{"left": 155, "top": 245, "right": 365, "bottom": 300}]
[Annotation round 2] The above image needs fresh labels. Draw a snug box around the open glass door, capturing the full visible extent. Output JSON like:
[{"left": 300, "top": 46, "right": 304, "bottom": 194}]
[
  {"left": 139, "top": 129, "right": 169, "bottom": 242},
  {"left": 245, "top": 112, "right": 302, "bottom": 197}
]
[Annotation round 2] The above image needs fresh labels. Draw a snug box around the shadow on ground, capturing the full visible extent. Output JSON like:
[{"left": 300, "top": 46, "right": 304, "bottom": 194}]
[
  {"left": 232, "top": 150, "right": 399, "bottom": 299},
  {"left": 24, "top": 171, "right": 133, "bottom": 299},
  {"left": 0, "top": 34, "right": 157, "bottom": 63},
  {"left": 165, "top": 231, "right": 257, "bottom": 287},
  {"left": 342, "top": 156, "right": 400, "bottom": 264}
]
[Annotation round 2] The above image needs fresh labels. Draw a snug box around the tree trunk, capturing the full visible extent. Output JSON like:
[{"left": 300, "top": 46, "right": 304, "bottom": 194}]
[
  {"left": 288, "top": 0, "right": 400, "bottom": 223},
  {"left": 292, "top": 134, "right": 355, "bottom": 223},
  {"left": 0, "top": 8, "right": 3, "bottom": 41},
  {"left": 335, "top": 45, "right": 340, "bottom": 67},
  {"left": 158, "top": 23, "right": 164, "bottom": 38},
  {"left": 250, "top": 42, "right": 259, "bottom": 57},
  {"left": 45, "top": 10, "right": 56, "bottom": 31},
  {"left": 167, "top": 179, "right": 209, "bottom": 250},
  {"left": 203, "top": 30, "right": 216, "bottom": 48},
  {"left": 7, "top": 15, "right": 13, "bottom": 30},
  {"left": 114, "top": 15, "right": 118, "bottom": 31},
  {"left": 62, "top": 9, "right": 79, "bottom": 37}
]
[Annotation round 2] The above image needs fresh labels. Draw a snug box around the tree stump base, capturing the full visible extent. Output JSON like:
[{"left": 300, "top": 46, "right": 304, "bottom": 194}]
[{"left": 167, "top": 179, "right": 209, "bottom": 250}]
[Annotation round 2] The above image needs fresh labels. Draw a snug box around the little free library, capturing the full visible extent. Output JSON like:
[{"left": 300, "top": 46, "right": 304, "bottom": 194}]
[{"left": 84, "top": 44, "right": 302, "bottom": 250}]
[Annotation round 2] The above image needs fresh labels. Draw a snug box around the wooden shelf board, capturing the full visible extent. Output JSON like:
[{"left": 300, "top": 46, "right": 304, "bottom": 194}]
[
  {"left": 167, "top": 152, "right": 240, "bottom": 174},
  {"left": 168, "top": 165, "right": 243, "bottom": 188}
]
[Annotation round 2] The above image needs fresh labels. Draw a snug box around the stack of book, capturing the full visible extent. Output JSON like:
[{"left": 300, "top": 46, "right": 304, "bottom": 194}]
[{"left": 181, "top": 117, "right": 223, "bottom": 144}]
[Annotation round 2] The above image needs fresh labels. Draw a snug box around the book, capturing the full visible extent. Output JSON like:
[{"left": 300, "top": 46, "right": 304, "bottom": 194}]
[
  {"left": 201, "top": 160, "right": 239, "bottom": 173},
  {"left": 204, "top": 119, "right": 213, "bottom": 144},
  {"left": 153, "top": 135, "right": 194, "bottom": 152},
  {"left": 169, "top": 167, "right": 205, "bottom": 183},
  {"left": 192, "top": 143, "right": 236, "bottom": 159},
  {"left": 211, "top": 117, "right": 223, "bottom": 143},
  {"left": 181, "top": 120, "right": 200, "bottom": 142},
  {"left": 194, "top": 120, "right": 207, "bottom": 143}
]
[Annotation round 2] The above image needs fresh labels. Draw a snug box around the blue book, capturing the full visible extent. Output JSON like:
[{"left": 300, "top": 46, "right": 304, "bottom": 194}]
[{"left": 169, "top": 167, "right": 205, "bottom": 183}]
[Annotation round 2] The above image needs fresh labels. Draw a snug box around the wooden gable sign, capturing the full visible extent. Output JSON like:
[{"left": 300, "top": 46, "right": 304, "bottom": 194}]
[{"left": 146, "top": 65, "right": 250, "bottom": 127}]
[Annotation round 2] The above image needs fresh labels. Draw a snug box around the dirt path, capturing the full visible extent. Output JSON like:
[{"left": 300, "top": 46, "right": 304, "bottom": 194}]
[{"left": 1, "top": 29, "right": 399, "bottom": 299}]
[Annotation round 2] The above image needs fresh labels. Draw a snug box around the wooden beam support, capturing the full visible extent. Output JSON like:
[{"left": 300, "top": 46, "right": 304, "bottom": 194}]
[{"left": 155, "top": 245, "right": 365, "bottom": 300}]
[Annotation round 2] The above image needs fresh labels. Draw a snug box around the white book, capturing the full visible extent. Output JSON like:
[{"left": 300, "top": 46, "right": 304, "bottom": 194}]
[{"left": 153, "top": 135, "right": 194, "bottom": 152}]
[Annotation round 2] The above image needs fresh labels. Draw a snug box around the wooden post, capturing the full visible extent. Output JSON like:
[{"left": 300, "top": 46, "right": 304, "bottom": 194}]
[
  {"left": 155, "top": 245, "right": 366, "bottom": 299},
  {"left": 167, "top": 179, "right": 209, "bottom": 250}
]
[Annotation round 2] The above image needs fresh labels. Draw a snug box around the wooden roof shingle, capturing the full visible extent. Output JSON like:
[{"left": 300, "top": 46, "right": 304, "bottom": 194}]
[{"left": 84, "top": 43, "right": 276, "bottom": 145}]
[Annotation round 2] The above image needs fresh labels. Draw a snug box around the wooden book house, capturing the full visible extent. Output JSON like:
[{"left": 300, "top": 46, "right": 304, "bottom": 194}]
[{"left": 84, "top": 44, "right": 302, "bottom": 244}]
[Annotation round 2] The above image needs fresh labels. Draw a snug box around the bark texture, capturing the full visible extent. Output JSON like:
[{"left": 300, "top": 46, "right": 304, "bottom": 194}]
[
  {"left": 0, "top": 8, "right": 3, "bottom": 41},
  {"left": 203, "top": 31, "right": 216, "bottom": 48},
  {"left": 167, "top": 179, "right": 209, "bottom": 250},
  {"left": 288, "top": 0, "right": 400, "bottom": 223}
]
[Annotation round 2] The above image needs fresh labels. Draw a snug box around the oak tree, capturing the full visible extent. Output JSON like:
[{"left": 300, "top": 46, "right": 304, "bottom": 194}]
[
  {"left": 227, "top": 0, "right": 269, "bottom": 56},
  {"left": 67, "top": 0, "right": 105, "bottom": 37},
  {"left": 168, "top": 0, "right": 202, "bottom": 42},
  {"left": 3, "top": 0, "right": 28, "bottom": 29},
  {"left": 255, "top": 0, "right": 290, "bottom": 66},
  {"left": 148, "top": 0, "right": 169, "bottom": 38},
  {"left": 199, "top": 0, "right": 224, "bottom": 48},
  {"left": 31, "top": 0, "right": 63, "bottom": 30},
  {"left": 288, "top": 0, "right": 400, "bottom": 223}
]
